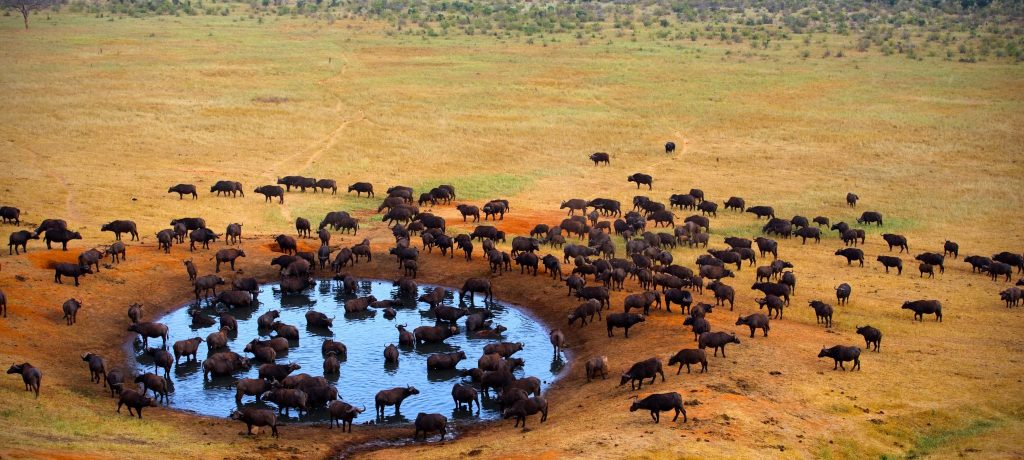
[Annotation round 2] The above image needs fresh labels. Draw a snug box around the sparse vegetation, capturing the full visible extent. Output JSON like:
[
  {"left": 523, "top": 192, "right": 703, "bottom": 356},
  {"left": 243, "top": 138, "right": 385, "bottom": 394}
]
[{"left": 0, "top": 2, "right": 1022, "bottom": 459}]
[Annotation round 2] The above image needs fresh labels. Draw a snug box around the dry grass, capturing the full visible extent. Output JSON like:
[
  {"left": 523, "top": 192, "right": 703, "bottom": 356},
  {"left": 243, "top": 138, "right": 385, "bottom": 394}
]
[{"left": 0, "top": 10, "right": 1023, "bottom": 460}]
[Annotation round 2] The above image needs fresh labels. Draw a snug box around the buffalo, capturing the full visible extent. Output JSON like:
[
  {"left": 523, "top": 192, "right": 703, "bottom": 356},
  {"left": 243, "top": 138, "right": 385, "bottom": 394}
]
[
  {"left": 105, "top": 369, "right": 125, "bottom": 397},
  {"left": 877, "top": 255, "right": 903, "bottom": 274},
  {"left": 81, "top": 352, "right": 106, "bottom": 384},
  {"left": 794, "top": 226, "right": 821, "bottom": 244},
  {"left": 914, "top": 252, "right": 945, "bottom": 274},
  {"left": 135, "top": 373, "right": 170, "bottom": 403},
  {"left": 34, "top": 219, "right": 68, "bottom": 236},
  {"left": 669, "top": 194, "right": 696, "bottom": 211},
  {"left": 606, "top": 312, "right": 645, "bottom": 338},
  {"left": 262, "top": 387, "right": 308, "bottom": 416},
  {"left": 0, "top": 206, "right": 21, "bottom": 225},
  {"left": 993, "top": 252, "right": 1024, "bottom": 274},
  {"left": 193, "top": 274, "right": 226, "bottom": 301},
  {"left": 168, "top": 183, "right": 198, "bottom": 199},
  {"left": 856, "top": 325, "right": 882, "bottom": 352},
  {"left": 483, "top": 200, "right": 508, "bottom": 221},
  {"left": 107, "top": 242, "right": 126, "bottom": 263},
  {"left": 902, "top": 300, "right": 942, "bottom": 322},
  {"left": 835, "top": 283, "right": 852, "bottom": 305},
  {"left": 77, "top": 248, "right": 103, "bottom": 273},
  {"left": 347, "top": 182, "right": 374, "bottom": 197},
  {"left": 231, "top": 408, "right": 279, "bottom": 437},
  {"left": 630, "top": 392, "right": 685, "bottom": 423},
  {"left": 254, "top": 185, "right": 285, "bottom": 203},
  {"left": 460, "top": 278, "right": 493, "bottom": 303},
  {"left": 214, "top": 248, "right": 245, "bottom": 272},
  {"left": 62, "top": 298, "right": 83, "bottom": 325},
  {"left": 698, "top": 331, "right": 740, "bottom": 357},
  {"left": 54, "top": 263, "right": 91, "bottom": 286},
  {"left": 117, "top": 389, "right": 158, "bottom": 418},
  {"left": 746, "top": 206, "right": 775, "bottom": 219},
  {"left": 7, "top": 363, "right": 42, "bottom": 398},
  {"left": 426, "top": 351, "right": 466, "bottom": 370},
  {"left": 835, "top": 248, "right": 865, "bottom": 266},
  {"left": 755, "top": 295, "right": 784, "bottom": 319},
  {"left": 943, "top": 240, "right": 959, "bottom": 258},
  {"left": 589, "top": 152, "right": 610, "bottom": 166},
  {"left": 413, "top": 413, "right": 448, "bottom": 441},
  {"left": 173, "top": 337, "right": 203, "bottom": 364},
  {"left": 483, "top": 342, "right": 524, "bottom": 358},
  {"left": 101, "top": 220, "right": 139, "bottom": 241},
  {"left": 375, "top": 385, "right": 420, "bottom": 417},
  {"left": 724, "top": 196, "right": 745, "bottom": 212},
  {"left": 259, "top": 362, "right": 301, "bottom": 383},
  {"left": 328, "top": 401, "right": 366, "bottom": 432},
  {"left": 857, "top": 211, "right": 882, "bottom": 226},
  {"left": 156, "top": 230, "right": 174, "bottom": 253},
  {"left": 754, "top": 237, "right": 778, "bottom": 259},
  {"left": 210, "top": 180, "right": 244, "bottom": 197},
  {"left": 818, "top": 345, "right": 861, "bottom": 371},
  {"left": 697, "top": 200, "right": 718, "bottom": 217},
  {"left": 451, "top": 383, "right": 480, "bottom": 413},
  {"left": 985, "top": 261, "right": 1014, "bottom": 282},
  {"left": 414, "top": 325, "right": 458, "bottom": 344},
  {"left": 8, "top": 230, "right": 38, "bottom": 255},
  {"left": 44, "top": 229, "right": 82, "bottom": 251},
  {"left": 881, "top": 233, "right": 909, "bottom": 253},
  {"left": 668, "top": 348, "right": 707, "bottom": 374},
  {"left": 628, "top": 173, "right": 653, "bottom": 190},
  {"left": 277, "top": 176, "right": 316, "bottom": 192},
  {"left": 808, "top": 300, "right": 834, "bottom": 327},
  {"left": 189, "top": 228, "right": 219, "bottom": 251},
  {"left": 314, "top": 178, "right": 337, "bottom": 194},
  {"left": 735, "top": 314, "right": 770, "bottom": 338},
  {"left": 503, "top": 396, "right": 548, "bottom": 428}
]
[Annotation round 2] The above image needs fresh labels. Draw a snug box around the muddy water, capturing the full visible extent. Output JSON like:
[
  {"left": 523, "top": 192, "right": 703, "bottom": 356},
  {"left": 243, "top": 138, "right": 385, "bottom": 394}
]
[{"left": 129, "top": 278, "right": 564, "bottom": 424}]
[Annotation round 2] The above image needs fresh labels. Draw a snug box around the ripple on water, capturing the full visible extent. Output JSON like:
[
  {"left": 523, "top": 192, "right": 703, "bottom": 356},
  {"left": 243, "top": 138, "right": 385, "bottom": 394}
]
[{"left": 129, "top": 278, "right": 565, "bottom": 424}]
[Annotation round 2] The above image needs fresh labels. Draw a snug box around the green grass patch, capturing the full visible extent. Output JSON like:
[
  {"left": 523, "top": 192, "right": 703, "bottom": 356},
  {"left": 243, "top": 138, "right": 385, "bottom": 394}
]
[
  {"left": 856, "top": 218, "right": 919, "bottom": 236},
  {"left": 418, "top": 172, "right": 540, "bottom": 201},
  {"left": 710, "top": 221, "right": 764, "bottom": 238},
  {"left": 904, "top": 418, "right": 1001, "bottom": 459}
]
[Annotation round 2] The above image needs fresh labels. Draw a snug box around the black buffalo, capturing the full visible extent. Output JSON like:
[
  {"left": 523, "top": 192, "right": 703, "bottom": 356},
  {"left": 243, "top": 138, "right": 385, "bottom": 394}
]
[
  {"left": 101, "top": 220, "right": 138, "bottom": 241},
  {"left": 835, "top": 248, "right": 865, "bottom": 266},
  {"left": 630, "top": 392, "right": 686, "bottom": 423},
  {"left": 210, "top": 180, "right": 244, "bottom": 197},
  {"left": 902, "top": 300, "right": 942, "bottom": 322},
  {"left": 857, "top": 211, "right": 883, "bottom": 226},
  {"left": 168, "top": 183, "right": 197, "bottom": 199},
  {"left": 628, "top": 173, "right": 653, "bottom": 190},
  {"left": 818, "top": 345, "right": 861, "bottom": 370},
  {"left": 255, "top": 185, "right": 285, "bottom": 203}
]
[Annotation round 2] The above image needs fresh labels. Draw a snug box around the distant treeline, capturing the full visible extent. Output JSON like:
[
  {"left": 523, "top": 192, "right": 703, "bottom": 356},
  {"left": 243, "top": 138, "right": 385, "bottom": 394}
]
[{"left": 43, "top": 0, "right": 1024, "bottom": 60}]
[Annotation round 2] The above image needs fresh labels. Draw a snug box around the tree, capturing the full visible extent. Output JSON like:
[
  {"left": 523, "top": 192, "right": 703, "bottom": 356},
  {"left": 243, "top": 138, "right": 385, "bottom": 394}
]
[{"left": 1, "top": 0, "right": 56, "bottom": 29}]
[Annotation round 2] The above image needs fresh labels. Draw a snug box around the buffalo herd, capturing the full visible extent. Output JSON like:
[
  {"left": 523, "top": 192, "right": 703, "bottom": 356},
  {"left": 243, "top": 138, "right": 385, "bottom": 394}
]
[{"left": 0, "top": 155, "right": 1020, "bottom": 442}]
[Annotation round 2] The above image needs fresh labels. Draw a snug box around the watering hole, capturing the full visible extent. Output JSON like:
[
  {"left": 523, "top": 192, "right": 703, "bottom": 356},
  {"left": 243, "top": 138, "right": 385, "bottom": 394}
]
[{"left": 129, "top": 278, "right": 565, "bottom": 424}]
